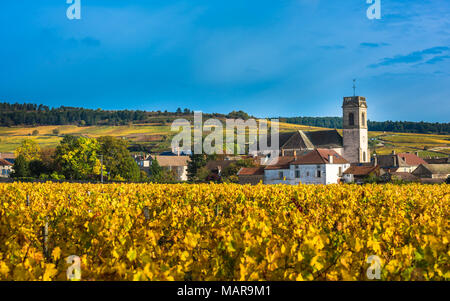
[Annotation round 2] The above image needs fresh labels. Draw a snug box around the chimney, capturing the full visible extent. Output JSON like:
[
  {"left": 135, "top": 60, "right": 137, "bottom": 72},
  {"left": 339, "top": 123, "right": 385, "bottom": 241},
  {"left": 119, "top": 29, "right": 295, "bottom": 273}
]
[
  {"left": 328, "top": 154, "right": 333, "bottom": 164},
  {"left": 293, "top": 150, "right": 297, "bottom": 157},
  {"left": 373, "top": 154, "right": 378, "bottom": 166},
  {"left": 392, "top": 150, "right": 396, "bottom": 155},
  {"left": 415, "top": 151, "right": 419, "bottom": 157}
]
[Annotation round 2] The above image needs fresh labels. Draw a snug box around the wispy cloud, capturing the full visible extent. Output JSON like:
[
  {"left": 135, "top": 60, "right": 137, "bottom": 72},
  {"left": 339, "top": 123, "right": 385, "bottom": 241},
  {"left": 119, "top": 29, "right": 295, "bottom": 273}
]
[
  {"left": 424, "top": 55, "right": 450, "bottom": 65},
  {"left": 360, "top": 42, "right": 390, "bottom": 48},
  {"left": 369, "top": 46, "right": 450, "bottom": 68}
]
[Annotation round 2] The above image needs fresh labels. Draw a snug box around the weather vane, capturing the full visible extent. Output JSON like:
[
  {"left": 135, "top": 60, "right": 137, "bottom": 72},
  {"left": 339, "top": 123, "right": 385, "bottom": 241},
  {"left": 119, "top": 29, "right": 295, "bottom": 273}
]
[{"left": 353, "top": 79, "right": 356, "bottom": 96}]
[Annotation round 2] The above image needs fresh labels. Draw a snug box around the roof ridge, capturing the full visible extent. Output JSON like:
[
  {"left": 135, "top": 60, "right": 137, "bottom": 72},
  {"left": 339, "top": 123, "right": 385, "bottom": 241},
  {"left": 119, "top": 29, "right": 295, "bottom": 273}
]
[{"left": 298, "top": 130, "right": 315, "bottom": 149}]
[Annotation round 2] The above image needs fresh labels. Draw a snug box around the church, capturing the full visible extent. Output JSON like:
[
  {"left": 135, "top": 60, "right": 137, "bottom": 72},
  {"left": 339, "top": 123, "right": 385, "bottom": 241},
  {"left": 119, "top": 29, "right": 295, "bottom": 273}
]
[
  {"left": 275, "top": 95, "right": 370, "bottom": 164},
  {"left": 239, "top": 95, "right": 371, "bottom": 185}
]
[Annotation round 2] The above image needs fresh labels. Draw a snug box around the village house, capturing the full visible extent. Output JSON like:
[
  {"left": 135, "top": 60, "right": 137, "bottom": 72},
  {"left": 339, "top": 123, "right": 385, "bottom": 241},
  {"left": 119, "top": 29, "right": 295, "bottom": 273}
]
[
  {"left": 342, "top": 165, "right": 381, "bottom": 184},
  {"left": 412, "top": 164, "right": 450, "bottom": 180},
  {"left": 262, "top": 156, "right": 297, "bottom": 185},
  {"left": 373, "top": 151, "right": 427, "bottom": 173},
  {"left": 237, "top": 167, "right": 265, "bottom": 185},
  {"left": 134, "top": 153, "right": 151, "bottom": 168},
  {"left": 152, "top": 155, "right": 191, "bottom": 182},
  {"left": 261, "top": 149, "right": 350, "bottom": 185},
  {"left": 380, "top": 171, "right": 420, "bottom": 183},
  {"left": 0, "top": 158, "right": 13, "bottom": 178}
]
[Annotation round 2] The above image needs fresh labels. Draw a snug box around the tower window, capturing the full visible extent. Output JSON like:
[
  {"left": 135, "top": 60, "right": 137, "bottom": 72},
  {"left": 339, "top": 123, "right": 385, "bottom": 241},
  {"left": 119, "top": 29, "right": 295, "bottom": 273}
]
[
  {"left": 363, "top": 152, "right": 366, "bottom": 162},
  {"left": 362, "top": 113, "right": 366, "bottom": 126},
  {"left": 349, "top": 113, "right": 355, "bottom": 126}
]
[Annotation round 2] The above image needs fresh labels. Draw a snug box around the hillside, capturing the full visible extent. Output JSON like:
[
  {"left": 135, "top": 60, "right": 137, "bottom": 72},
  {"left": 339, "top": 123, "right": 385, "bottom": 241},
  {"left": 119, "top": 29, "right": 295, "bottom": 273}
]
[{"left": 1, "top": 123, "right": 449, "bottom": 157}]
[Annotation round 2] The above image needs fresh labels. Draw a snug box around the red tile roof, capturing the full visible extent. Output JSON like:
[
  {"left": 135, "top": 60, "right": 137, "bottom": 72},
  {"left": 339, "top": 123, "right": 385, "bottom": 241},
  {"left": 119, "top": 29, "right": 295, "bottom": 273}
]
[
  {"left": 0, "top": 158, "right": 12, "bottom": 166},
  {"left": 343, "top": 165, "right": 379, "bottom": 176},
  {"left": 237, "top": 167, "right": 265, "bottom": 176},
  {"left": 397, "top": 153, "right": 427, "bottom": 166},
  {"left": 292, "top": 149, "right": 348, "bottom": 165},
  {"left": 264, "top": 156, "right": 296, "bottom": 170}
]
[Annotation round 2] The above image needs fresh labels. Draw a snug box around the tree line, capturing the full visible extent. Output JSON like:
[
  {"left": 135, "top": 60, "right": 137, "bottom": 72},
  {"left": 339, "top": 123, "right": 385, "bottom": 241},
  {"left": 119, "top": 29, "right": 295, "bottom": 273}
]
[
  {"left": 0, "top": 102, "right": 250, "bottom": 126},
  {"left": 1, "top": 102, "right": 448, "bottom": 134},
  {"left": 279, "top": 117, "right": 450, "bottom": 135}
]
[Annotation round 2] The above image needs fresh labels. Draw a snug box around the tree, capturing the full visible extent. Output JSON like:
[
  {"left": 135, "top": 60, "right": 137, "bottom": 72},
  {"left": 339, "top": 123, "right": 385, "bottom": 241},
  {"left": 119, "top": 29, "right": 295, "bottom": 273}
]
[
  {"left": 11, "top": 155, "right": 30, "bottom": 178},
  {"left": 221, "top": 159, "right": 255, "bottom": 182},
  {"left": 54, "top": 135, "right": 102, "bottom": 180},
  {"left": 32, "top": 130, "right": 39, "bottom": 136},
  {"left": 15, "top": 139, "right": 41, "bottom": 161},
  {"left": 29, "top": 159, "right": 49, "bottom": 178},
  {"left": 187, "top": 154, "right": 207, "bottom": 182},
  {"left": 97, "top": 136, "right": 141, "bottom": 182},
  {"left": 52, "top": 128, "right": 60, "bottom": 135},
  {"left": 39, "top": 147, "right": 56, "bottom": 173},
  {"left": 148, "top": 158, "right": 162, "bottom": 178}
]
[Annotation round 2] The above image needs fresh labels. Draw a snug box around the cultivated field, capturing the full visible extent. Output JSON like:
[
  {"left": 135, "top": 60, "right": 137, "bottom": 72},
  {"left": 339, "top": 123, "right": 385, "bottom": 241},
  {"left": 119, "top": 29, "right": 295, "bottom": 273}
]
[
  {"left": 1, "top": 123, "right": 449, "bottom": 156},
  {"left": 0, "top": 182, "right": 448, "bottom": 281},
  {"left": 0, "top": 122, "right": 325, "bottom": 153}
]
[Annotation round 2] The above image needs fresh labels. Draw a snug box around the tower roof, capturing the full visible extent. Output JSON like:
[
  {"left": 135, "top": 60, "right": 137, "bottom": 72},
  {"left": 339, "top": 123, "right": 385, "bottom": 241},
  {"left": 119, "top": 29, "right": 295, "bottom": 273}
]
[{"left": 342, "top": 96, "right": 367, "bottom": 108}]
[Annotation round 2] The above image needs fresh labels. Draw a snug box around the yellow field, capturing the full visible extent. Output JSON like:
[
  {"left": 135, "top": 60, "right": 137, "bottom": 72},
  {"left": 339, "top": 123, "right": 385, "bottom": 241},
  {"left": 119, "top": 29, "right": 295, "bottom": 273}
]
[
  {"left": 0, "top": 182, "right": 448, "bottom": 281},
  {"left": 0, "top": 122, "right": 325, "bottom": 153}
]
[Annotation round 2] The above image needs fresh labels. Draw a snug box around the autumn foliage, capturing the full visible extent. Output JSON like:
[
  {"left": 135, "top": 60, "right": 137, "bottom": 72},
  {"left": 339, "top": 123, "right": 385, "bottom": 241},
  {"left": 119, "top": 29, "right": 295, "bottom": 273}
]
[{"left": 0, "top": 182, "right": 448, "bottom": 281}]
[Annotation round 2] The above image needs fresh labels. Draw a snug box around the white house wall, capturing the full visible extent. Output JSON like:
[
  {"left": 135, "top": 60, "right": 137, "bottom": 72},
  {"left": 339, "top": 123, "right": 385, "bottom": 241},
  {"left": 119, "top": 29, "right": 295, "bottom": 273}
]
[{"left": 264, "top": 163, "right": 349, "bottom": 185}]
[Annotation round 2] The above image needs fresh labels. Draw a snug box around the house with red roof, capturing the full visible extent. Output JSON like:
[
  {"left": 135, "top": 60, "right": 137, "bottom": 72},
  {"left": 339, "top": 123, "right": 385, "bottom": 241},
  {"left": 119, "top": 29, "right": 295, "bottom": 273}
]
[
  {"left": 0, "top": 158, "right": 13, "bottom": 178},
  {"left": 261, "top": 149, "right": 350, "bottom": 185},
  {"left": 373, "top": 151, "right": 427, "bottom": 173}
]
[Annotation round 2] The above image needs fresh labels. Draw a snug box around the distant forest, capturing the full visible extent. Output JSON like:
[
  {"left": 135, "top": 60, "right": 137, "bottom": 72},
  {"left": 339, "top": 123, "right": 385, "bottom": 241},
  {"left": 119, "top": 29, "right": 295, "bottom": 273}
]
[
  {"left": 0, "top": 102, "right": 250, "bottom": 126},
  {"left": 0, "top": 102, "right": 448, "bottom": 134},
  {"left": 279, "top": 117, "right": 450, "bottom": 135}
]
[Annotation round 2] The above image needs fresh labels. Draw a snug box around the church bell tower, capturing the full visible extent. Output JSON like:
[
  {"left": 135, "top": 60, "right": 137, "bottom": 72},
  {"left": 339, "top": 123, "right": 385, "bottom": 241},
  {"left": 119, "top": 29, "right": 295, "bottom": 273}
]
[{"left": 342, "top": 95, "right": 369, "bottom": 163}]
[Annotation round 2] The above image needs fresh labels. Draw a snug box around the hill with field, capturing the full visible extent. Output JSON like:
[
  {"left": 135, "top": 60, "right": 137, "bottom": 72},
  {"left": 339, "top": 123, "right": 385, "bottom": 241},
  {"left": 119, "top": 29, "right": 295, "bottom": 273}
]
[{"left": 1, "top": 122, "right": 450, "bottom": 158}]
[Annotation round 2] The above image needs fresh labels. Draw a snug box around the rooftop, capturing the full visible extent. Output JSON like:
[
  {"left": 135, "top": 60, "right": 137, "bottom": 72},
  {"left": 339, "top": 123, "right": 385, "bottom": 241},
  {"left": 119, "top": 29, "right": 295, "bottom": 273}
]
[{"left": 292, "top": 149, "right": 349, "bottom": 165}]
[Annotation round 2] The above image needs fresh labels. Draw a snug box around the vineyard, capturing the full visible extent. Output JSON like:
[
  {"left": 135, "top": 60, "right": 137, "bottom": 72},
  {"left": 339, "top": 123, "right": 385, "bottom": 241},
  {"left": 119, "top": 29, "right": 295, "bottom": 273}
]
[{"left": 0, "top": 182, "right": 448, "bottom": 281}]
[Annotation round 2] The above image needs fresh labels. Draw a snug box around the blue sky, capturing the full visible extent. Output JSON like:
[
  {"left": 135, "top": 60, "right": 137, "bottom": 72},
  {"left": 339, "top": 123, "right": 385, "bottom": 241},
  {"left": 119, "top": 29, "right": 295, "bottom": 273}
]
[{"left": 0, "top": 0, "right": 449, "bottom": 122}]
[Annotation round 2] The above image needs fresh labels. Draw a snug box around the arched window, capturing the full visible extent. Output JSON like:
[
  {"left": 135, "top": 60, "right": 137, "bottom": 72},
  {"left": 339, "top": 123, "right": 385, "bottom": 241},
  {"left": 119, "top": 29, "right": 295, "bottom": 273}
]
[
  {"left": 363, "top": 152, "right": 366, "bottom": 162},
  {"left": 362, "top": 113, "right": 366, "bottom": 127},
  {"left": 349, "top": 113, "right": 355, "bottom": 126}
]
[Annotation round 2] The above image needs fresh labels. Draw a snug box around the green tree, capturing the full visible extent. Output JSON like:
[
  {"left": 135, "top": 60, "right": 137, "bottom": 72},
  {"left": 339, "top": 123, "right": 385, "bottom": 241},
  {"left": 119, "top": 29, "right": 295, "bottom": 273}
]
[
  {"left": 28, "top": 159, "right": 49, "bottom": 178},
  {"left": 15, "top": 139, "right": 41, "bottom": 161},
  {"left": 187, "top": 153, "right": 207, "bottom": 182},
  {"left": 54, "top": 135, "right": 102, "bottom": 180},
  {"left": 11, "top": 155, "right": 30, "bottom": 178},
  {"left": 97, "top": 136, "right": 141, "bottom": 182},
  {"left": 221, "top": 159, "right": 255, "bottom": 182},
  {"left": 148, "top": 158, "right": 162, "bottom": 178}
]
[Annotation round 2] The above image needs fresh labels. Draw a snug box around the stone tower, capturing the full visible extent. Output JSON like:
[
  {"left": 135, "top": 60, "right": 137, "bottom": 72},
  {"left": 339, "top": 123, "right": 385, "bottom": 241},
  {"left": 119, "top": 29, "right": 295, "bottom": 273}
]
[{"left": 342, "top": 96, "right": 369, "bottom": 163}]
